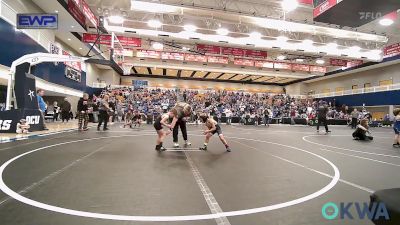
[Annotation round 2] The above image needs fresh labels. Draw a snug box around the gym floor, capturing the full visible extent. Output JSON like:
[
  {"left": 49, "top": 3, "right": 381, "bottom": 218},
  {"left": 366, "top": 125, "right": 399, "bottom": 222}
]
[{"left": 0, "top": 124, "right": 398, "bottom": 225}]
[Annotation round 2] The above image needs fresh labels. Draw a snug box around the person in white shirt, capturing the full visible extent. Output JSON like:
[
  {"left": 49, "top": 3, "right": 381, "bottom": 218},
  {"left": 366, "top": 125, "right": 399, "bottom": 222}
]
[{"left": 16, "top": 119, "right": 30, "bottom": 134}]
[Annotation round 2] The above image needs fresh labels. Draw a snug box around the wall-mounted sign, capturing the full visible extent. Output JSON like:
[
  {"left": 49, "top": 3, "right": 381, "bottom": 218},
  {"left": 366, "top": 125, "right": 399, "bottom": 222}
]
[
  {"left": 17, "top": 14, "right": 58, "bottom": 29},
  {"left": 330, "top": 58, "right": 348, "bottom": 66},
  {"left": 254, "top": 60, "right": 274, "bottom": 68},
  {"left": 161, "top": 52, "right": 185, "bottom": 61},
  {"left": 82, "top": 33, "right": 142, "bottom": 47},
  {"left": 185, "top": 54, "right": 207, "bottom": 62},
  {"left": 234, "top": 58, "right": 254, "bottom": 66},
  {"left": 136, "top": 50, "right": 161, "bottom": 59},
  {"left": 207, "top": 56, "right": 229, "bottom": 64},
  {"left": 384, "top": 43, "right": 400, "bottom": 57}
]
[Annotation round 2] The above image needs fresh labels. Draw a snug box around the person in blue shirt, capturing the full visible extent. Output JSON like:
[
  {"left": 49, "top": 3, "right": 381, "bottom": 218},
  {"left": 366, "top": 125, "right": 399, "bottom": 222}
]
[
  {"left": 393, "top": 108, "right": 400, "bottom": 148},
  {"left": 37, "top": 89, "right": 48, "bottom": 130}
]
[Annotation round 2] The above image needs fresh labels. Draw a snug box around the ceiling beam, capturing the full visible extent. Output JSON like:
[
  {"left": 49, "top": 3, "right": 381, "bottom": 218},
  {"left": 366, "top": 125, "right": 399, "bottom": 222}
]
[
  {"left": 147, "top": 67, "right": 152, "bottom": 75},
  {"left": 240, "top": 75, "right": 252, "bottom": 81},
  {"left": 227, "top": 74, "right": 239, "bottom": 80},
  {"left": 202, "top": 72, "right": 211, "bottom": 78},
  {"left": 190, "top": 71, "right": 197, "bottom": 77},
  {"left": 216, "top": 73, "right": 225, "bottom": 79}
]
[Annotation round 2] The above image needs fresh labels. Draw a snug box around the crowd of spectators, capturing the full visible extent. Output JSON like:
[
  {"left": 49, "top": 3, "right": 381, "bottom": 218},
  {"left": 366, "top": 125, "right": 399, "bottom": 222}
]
[{"left": 94, "top": 86, "right": 363, "bottom": 124}]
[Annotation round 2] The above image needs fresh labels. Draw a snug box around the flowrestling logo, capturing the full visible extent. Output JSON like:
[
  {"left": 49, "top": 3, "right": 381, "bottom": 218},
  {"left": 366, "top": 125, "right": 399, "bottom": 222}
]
[
  {"left": 17, "top": 14, "right": 58, "bottom": 29},
  {"left": 322, "top": 202, "right": 390, "bottom": 221}
]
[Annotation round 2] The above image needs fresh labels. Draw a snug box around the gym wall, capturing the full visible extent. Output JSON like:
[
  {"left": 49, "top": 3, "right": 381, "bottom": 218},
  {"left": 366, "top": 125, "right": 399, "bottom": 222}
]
[
  {"left": 305, "top": 62, "right": 400, "bottom": 94},
  {"left": 120, "top": 76, "right": 284, "bottom": 93}
]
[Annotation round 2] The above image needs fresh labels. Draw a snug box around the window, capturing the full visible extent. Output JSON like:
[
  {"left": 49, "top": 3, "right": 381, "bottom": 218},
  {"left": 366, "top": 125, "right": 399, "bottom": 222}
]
[
  {"left": 352, "top": 85, "right": 358, "bottom": 89},
  {"left": 322, "top": 88, "right": 331, "bottom": 93},
  {"left": 364, "top": 83, "right": 371, "bottom": 88},
  {"left": 379, "top": 80, "right": 393, "bottom": 86},
  {"left": 335, "top": 87, "right": 344, "bottom": 93}
]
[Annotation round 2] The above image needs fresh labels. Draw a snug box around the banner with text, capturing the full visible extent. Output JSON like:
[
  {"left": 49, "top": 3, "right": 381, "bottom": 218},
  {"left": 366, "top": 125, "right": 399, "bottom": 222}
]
[{"left": 82, "top": 33, "right": 142, "bottom": 48}]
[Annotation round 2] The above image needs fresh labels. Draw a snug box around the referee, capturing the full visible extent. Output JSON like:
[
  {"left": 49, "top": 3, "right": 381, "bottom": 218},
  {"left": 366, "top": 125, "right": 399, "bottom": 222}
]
[{"left": 170, "top": 102, "right": 192, "bottom": 147}]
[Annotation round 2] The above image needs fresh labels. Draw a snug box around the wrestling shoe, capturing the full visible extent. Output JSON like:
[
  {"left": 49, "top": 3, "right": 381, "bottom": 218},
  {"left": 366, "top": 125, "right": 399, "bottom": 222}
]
[
  {"left": 184, "top": 141, "right": 192, "bottom": 147},
  {"left": 199, "top": 146, "right": 208, "bottom": 151},
  {"left": 173, "top": 143, "right": 180, "bottom": 148},
  {"left": 226, "top": 147, "right": 231, "bottom": 152},
  {"left": 160, "top": 146, "right": 167, "bottom": 151}
]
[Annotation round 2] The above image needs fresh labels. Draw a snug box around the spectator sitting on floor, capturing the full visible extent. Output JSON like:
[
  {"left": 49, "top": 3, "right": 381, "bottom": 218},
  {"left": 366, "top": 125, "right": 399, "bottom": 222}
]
[
  {"left": 352, "top": 119, "right": 373, "bottom": 141},
  {"left": 16, "top": 119, "right": 30, "bottom": 134}
]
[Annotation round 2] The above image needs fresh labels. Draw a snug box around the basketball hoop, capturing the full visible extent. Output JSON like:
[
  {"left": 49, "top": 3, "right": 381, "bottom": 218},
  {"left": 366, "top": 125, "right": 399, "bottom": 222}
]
[{"left": 121, "top": 63, "right": 133, "bottom": 75}]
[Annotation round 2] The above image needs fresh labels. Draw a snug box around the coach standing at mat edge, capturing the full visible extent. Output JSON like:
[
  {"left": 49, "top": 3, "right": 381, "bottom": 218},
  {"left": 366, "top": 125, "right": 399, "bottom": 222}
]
[{"left": 317, "top": 102, "right": 331, "bottom": 134}]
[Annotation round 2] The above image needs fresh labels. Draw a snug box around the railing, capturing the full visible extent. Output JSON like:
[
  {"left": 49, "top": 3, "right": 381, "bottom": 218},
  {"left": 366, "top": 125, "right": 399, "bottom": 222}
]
[
  {"left": 312, "top": 83, "right": 400, "bottom": 98},
  {"left": 91, "top": 83, "right": 107, "bottom": 88}
]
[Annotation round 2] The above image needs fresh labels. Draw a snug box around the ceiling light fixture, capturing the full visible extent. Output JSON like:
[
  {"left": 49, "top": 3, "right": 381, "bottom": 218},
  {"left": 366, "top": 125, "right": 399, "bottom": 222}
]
[
  {"left": 67, "top": 38, "right": 71, "bottom": 41},
  {"left": 277, "top": 55, "right": 286, "bottom": 60},
  {"left": 216, "top": 28, "right": 229, "bottom": 35},
  {"left": 296, "top": 58, "right": 304, "bottom": 62},
  {"left": 276, "top": 36, "right": 288, "bottom": 42},
  {"left": 302, "top": 39, "right": 313, "bottom": 45},
  {"left": 55, "top": 10, "right": 59, "bottom": 13},
  {"left": 327, "top": 42, "right": 338, "bottom": 48},
  {"left": 316, "top": 59, "right": 325, "bottom": 64},
  {"left": 379, "top": 18, "right": 394, "bottom": 26},
  {"left": 148, "top": 19, "right": 162, "bottom": 28},
  {"left": 131, "top": 1, "right": 179, "bottom": 13},
  {"left": 281, "top": 0, "right": 299, "bottom": 12},
  {"left": 183, "top": 24, "right": 197, "bottom": 32},
  {"left": 379, "top": 11, "right": 397, "bottom": 26},
  {"left": 152, "top": 42, "right": 163, "bottom": 50},
  {"left": 371, "top": 49, "right": 383, "bottom": 54},
  {"left": 249, "top": 31, "right": 262, "bottom": 39},
  {"left": 108, "top": 15, "right": 125, "bottom": 24},
  {"left": 350, "top": 46, "right": 361, "bottom": 51}
]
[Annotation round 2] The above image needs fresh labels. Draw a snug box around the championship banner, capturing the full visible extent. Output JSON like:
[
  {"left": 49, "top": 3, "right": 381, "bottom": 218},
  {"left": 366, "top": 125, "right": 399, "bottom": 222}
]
[
  {"left": 330, "top": 58, "right": 348, "bottom": 66},
  {"left": 345, "top": 60, "right": 363, "bottom": 69},
  {"left": 68, "top": 0, "right": 86, "bottom": 27},
  {"left": 137, "top": 50, "right": 161, "bottom": 59},
  {"left": 196, "top": 44, "right": 221, "bottom": 54},
  {"left": 222, "top": 47, "right": 245, "bottom": 57},
  {"left": 67, "top": 0, "right": 97, "bottom": 28},
  {"left": 207, "top": 56, "right": 229, "bottom": 64},
  {"left": 292, "top": 64, "right": 310, "bottom": 72},
  {"left": 254, "top": 60, "right": 274, "bottom": 68},
  {"left": 161, "top": 52, "right": 184, "bottom": 61},
  {"left": 184, "top": 54, "right": 207, "bottom": 62},
  {"left": 244, "top": 49, "right": 267, "bottom": 58},
  {"left": 310, "top": 65, "right": 327, "bottom": 73},
  {"left": 82, "top": 33, "right": 142, "bottom": 48},
  {"left": 384, "top": 43, "right": 400, "bottom": 57},
  {"left": 233, "top": 58, "right": 254, "bottom": 66},
  {"left": 274, "top": 62, "right": 292, "bottom": 70}
]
